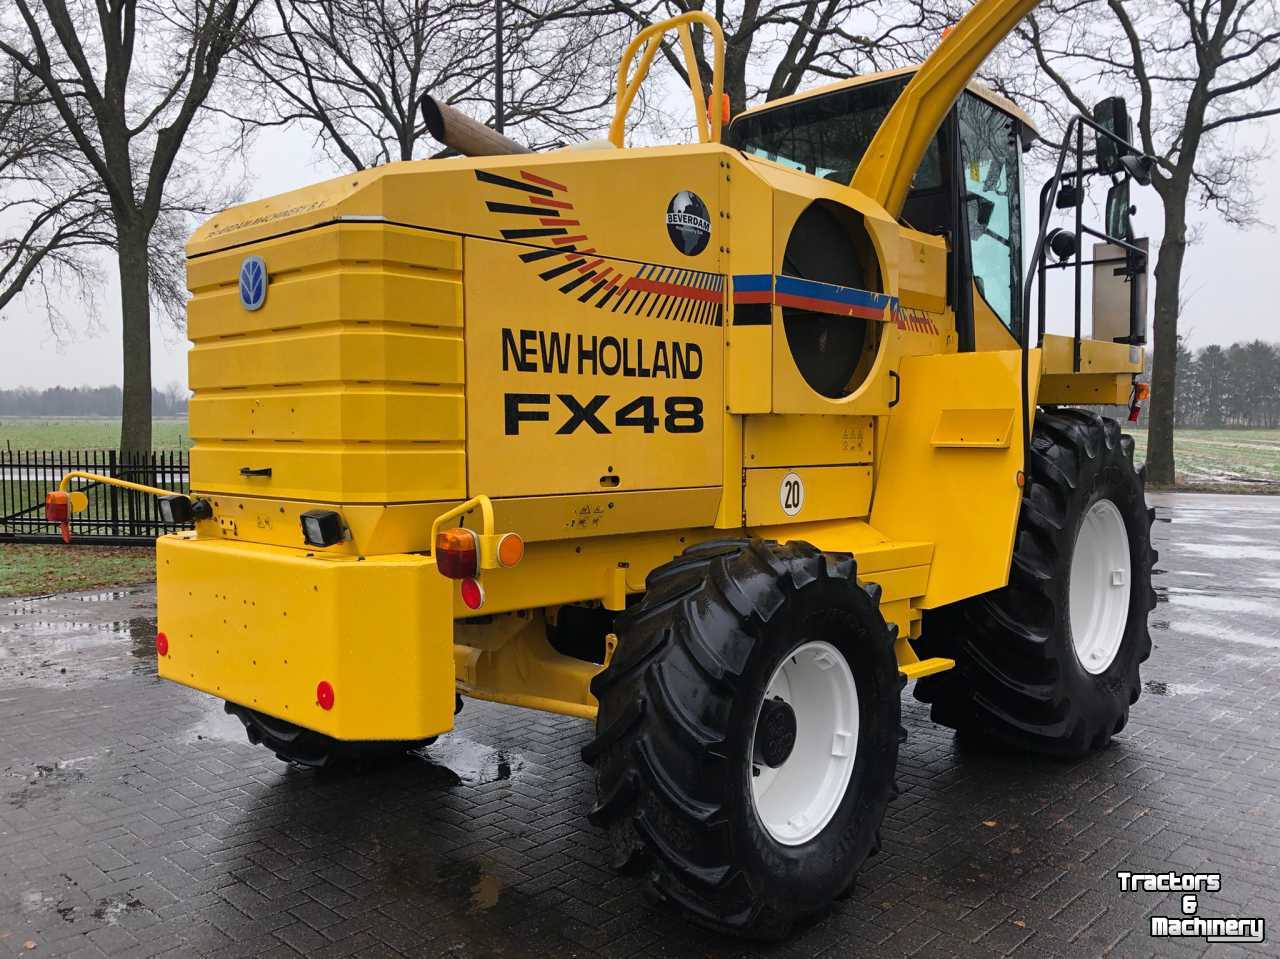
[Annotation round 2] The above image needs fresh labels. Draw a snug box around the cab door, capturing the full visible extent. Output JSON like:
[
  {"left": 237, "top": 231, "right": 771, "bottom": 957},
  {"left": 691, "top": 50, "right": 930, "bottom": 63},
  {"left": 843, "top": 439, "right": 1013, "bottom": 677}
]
[{"left": 956, "top": 92, "right": 1025, "bottom": 350}]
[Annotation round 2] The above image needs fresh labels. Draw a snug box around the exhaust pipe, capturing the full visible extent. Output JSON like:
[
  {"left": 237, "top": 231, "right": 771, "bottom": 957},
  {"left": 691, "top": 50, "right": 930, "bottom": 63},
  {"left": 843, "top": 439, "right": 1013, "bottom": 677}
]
[{"left": 420, "top": 95, "right": 530, "bottom": 157}]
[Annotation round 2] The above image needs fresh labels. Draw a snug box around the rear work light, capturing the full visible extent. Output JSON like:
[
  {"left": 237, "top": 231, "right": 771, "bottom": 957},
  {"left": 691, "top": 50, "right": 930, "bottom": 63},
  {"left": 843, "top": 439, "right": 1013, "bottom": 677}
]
[
  {"left": 300, "top": 509, "right": 346, "bottom": 548},
  {"left": 158, "top": 495, "right": 212, "bottom": 525},
  {"left": 436, "top": 527, "right": 480, "bottom": 579}
]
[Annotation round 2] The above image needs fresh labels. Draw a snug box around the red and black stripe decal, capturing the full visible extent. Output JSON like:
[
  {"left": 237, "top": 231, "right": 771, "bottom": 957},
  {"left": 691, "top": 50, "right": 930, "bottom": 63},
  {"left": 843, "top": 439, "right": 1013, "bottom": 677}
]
[{"left": 477, "top": 169, "right": 725, "bottom": 326}]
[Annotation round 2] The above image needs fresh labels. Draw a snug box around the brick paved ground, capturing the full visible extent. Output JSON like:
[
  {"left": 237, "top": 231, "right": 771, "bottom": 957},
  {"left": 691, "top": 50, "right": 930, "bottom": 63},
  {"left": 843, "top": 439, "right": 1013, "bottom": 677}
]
[{"left": 1, "top": 492, "right": 1278, "bottom": 958}]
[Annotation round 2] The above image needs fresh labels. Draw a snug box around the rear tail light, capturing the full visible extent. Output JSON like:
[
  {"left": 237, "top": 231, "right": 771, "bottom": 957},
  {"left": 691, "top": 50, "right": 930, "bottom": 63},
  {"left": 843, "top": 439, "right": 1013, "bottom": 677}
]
[{"left": 436, "top": 527, "right": 480, "bottom": 579}]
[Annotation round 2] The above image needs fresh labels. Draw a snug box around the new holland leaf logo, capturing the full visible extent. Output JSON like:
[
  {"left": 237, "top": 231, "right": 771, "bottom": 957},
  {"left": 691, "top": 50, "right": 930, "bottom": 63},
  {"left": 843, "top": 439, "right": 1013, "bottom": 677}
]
[{"left": 239, "top": 255, "right": 268, "bottom": 311}]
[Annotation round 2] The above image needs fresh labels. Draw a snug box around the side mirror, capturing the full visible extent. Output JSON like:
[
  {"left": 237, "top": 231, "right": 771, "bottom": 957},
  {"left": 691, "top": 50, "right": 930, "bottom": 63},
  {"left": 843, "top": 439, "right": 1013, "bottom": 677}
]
[
  {"left": 1093, "top": 97, "right": 1132, "bottom": 175},
  {"left": 974, "top": 194, "right": 994, "bottom": 228},
  {"left": 966, "top": 194, "right": 995, "bottom": 240},
  {"left": 1106, "top": 180, "right": 1133, "bottom": 241}
]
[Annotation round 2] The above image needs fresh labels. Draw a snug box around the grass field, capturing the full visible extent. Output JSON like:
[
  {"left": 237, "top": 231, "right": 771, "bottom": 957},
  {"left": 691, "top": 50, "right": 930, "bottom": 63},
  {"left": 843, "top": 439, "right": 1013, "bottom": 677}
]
[
  {"left": 1, "top": 418, "right": 190, "bottom": 451},
  {"left": 1126, "top": 427, "right": 1280, "bottom": 491},
  {"left": 0, "top": 543, "right": 155, "bottom": 597}
]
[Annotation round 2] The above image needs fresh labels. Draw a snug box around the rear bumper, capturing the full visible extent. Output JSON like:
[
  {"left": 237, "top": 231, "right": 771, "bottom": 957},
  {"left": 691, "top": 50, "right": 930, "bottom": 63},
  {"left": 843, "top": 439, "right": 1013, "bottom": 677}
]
[{"left": 156, "top": 534, "right": 456, "bottom": 741}]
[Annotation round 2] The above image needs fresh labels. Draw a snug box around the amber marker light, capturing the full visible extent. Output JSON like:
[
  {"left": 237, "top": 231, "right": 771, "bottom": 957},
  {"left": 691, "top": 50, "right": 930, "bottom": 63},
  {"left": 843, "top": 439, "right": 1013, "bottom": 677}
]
[{"left": 44, "top": 491, "right": 72, "bottom": 543}]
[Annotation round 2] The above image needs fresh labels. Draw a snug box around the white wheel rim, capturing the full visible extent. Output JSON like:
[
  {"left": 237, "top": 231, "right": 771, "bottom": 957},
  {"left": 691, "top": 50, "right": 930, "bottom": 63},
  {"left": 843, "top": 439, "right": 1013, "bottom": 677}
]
[
  {"left": 749, "top": 640, "right": 858, "bottom": 846},
  {"left": 1069, "top": 498, "right": 1132, "bottom": 675}
]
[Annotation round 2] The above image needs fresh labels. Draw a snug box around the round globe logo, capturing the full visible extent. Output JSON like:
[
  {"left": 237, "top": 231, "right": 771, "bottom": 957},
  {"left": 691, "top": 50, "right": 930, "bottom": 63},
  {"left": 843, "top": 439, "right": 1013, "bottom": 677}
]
[
  {"left": 666, "top": 191, "right": 711, "bottom": 256},
  {"left": 239, "top": 255, "right": 268, "bottom": 311}
]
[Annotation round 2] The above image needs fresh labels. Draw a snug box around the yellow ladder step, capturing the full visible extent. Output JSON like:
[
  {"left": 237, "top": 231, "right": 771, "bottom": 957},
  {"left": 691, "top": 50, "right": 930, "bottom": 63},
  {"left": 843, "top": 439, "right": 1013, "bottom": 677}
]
[{"left": 899, "top": 657, "right": 955, "bottom": 680}]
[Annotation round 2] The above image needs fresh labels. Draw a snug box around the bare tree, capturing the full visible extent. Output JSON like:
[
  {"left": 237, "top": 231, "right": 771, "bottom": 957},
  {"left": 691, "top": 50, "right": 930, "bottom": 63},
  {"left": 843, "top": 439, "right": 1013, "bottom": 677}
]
[
  {"left": 586, "top": 0, "right": 927, "bottom": 115},
  {"left": 922, "top": 0, "right": 1280, "bottom": 485},
  {"left": 0, "top": 53, "right": 111, "bottom": 319},
  {"left": 0, "top": 0, "right": 258, "bottom": 453},
  {"left": 233, "top": 0, "right": 627, "bottom": 168}
]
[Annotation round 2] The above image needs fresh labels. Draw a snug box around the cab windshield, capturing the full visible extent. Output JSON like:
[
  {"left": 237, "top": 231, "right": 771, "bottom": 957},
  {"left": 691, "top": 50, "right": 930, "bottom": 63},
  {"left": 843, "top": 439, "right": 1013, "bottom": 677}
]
[{"left": 725, "top": 75, "right": 942, "bottom": 191}]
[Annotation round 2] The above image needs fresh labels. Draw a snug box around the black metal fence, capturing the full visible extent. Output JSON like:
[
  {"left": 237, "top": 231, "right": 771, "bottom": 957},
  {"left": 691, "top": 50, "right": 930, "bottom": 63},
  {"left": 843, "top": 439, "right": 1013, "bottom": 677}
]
[{"left": 0, "top": 449, "right": 192, "bottom": 544}]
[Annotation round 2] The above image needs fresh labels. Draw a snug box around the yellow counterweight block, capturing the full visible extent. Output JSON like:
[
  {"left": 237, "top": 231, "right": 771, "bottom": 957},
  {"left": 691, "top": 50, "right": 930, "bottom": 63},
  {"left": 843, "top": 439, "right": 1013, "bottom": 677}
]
[{"left": 156, "top": 535, "right": 458, "bottom": 741}]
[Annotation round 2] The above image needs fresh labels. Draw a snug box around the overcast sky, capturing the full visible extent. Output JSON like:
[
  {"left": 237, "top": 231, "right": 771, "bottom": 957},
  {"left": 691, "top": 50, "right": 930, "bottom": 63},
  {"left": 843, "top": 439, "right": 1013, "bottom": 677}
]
[{"left": 4, "top": 108, "right": 1279, "bottom": 391}]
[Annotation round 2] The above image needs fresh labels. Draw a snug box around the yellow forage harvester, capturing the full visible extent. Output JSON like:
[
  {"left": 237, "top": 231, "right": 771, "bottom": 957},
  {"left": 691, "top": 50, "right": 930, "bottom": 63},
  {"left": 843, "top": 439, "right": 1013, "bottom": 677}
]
[{"left": 58, "top": 0, "right": 1160, "bottom": 937}]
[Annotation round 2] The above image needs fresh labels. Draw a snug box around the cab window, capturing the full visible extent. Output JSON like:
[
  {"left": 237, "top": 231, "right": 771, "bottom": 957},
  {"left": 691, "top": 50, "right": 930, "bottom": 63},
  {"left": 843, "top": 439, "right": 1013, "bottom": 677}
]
[
  {"left": 726, "top": 76, "right": 942, "bottom": 191},
  {"left": 957, "top": 92, "right": 1023, "bottom": 333}
]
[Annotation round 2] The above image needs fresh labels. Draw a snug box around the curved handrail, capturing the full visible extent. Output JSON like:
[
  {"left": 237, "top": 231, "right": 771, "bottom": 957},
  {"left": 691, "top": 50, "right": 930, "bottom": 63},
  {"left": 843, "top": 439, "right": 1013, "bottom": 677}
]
[{"left": 609, "top": 11, "right": 726, "bottom": 148}]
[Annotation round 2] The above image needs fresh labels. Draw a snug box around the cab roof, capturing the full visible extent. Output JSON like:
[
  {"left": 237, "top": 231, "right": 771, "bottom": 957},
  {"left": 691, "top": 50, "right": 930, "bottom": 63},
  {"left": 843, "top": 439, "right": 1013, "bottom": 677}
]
[{"left": 733, "top": 64, "right": 1040, "bottom": 147}]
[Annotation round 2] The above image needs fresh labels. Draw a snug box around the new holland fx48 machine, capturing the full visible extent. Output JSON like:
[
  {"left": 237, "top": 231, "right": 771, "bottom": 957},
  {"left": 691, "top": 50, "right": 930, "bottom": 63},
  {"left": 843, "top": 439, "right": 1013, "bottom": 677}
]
[{"left": 50, "top": 0, "right": 1160, "bottom": 938}]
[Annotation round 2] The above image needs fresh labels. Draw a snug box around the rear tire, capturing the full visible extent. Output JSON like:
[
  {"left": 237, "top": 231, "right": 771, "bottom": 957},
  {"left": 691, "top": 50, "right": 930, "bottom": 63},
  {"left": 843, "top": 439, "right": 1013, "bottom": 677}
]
[
  {"left": 583, "top": 540, "right": 899, "bottom": 938},
  {"left": 225, "top": 703, "right": 435, "bottom": 770},
  {"left": 914, "top": 409, "right": 1157, "bottom": 757}
]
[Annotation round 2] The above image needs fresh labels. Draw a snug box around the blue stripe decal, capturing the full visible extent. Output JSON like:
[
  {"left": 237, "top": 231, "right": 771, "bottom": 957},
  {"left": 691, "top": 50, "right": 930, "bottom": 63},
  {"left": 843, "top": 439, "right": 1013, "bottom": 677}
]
[
  {"left": 773, "top": 275, "right": 897, "bottom": 312},
  {"left": 732, "top": 273, "right": 773, "bottom": 293}
]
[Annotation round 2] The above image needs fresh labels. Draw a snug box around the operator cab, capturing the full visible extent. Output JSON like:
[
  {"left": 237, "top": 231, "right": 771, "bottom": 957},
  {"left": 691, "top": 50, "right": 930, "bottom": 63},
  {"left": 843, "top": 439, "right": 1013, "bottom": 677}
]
[{"left": 726, "top": 68, "right": 1038, "bottom": 352}]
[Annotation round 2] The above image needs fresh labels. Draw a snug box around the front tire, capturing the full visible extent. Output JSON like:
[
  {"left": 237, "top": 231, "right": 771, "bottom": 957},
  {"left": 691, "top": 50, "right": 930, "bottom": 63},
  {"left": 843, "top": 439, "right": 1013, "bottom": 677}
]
[
  {"left": 915, "top": 409, "right": 1156, "bottom": 756},
  {"left": 583, "top": 540, "right": 899, "bottom": 938}
]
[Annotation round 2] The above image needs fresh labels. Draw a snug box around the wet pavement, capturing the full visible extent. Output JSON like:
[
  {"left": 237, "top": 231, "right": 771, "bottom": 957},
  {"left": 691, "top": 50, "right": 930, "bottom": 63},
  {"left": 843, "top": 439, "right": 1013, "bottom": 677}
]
[{"left": 1, "top": 491, "right": 1279, "bottom": 958}]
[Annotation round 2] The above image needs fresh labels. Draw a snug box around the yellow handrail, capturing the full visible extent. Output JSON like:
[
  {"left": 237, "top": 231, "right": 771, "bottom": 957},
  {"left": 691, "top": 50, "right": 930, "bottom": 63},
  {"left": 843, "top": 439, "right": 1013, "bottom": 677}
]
[
  {"left": 58, "top": 470, "right": 174, "bottom": 502},
  {"left": 429, "top": 494, "right": 496, "bottom": 546},
  {"left": 609, "top": 12, "right": 726, "bottom": 148}
]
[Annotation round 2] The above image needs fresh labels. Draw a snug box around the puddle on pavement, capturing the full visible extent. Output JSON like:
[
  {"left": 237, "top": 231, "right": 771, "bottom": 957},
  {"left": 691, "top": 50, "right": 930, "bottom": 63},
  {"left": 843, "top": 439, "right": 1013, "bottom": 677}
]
[
  {"left": 1143, "top": 680, "right": 1211, "bottom": 697},
  {"left": 19, "top": 880, "right": 146, "bottom": 927},
  {"left": 3, "top": 755, "right": 97, "bottom": 809},
  {"left": 425, "top": 857, "right": 509, "bottom": 915},
  {"left": 1166, "top": 591, "right": 1275, "bottom": 616},
  {"left": 1175, "top": 542, "right": 1280, "bottom": 563},
  {"left": 470, "top": 871, "right": 503, "bottom": 912},
  {"left": 0, "top": 587, "right": 158, "bottom": 687},
  {"left": 183, "top": 701, "right": 251, "bottom": 745},
  {"left": 70, "top": 591, "right": 131, "bottom": 603},
  {"left": 411, "top": 735, "right": 523, "bottom": 786},
  {"left": 1173, "top": 618, "right": 1280, "bottom": 650}
]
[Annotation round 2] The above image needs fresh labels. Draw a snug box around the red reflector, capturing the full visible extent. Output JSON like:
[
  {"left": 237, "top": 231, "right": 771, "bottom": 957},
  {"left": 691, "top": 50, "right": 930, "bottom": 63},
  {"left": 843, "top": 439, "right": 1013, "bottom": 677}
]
[
  {"left": 316, "top": 681, "right": 335, "bottom": 710},
  {"left": 1128, "top": 404, "right": 1142, "bottom": 423},
  {"left": 460, "top": 577, "right": 485, "bottom": 610},
  {"left": 155, "top": 632, "right": 169, "bottom": 656},
  {"left": 436, "top": 527, "right": 480, "bottom": 579}
]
